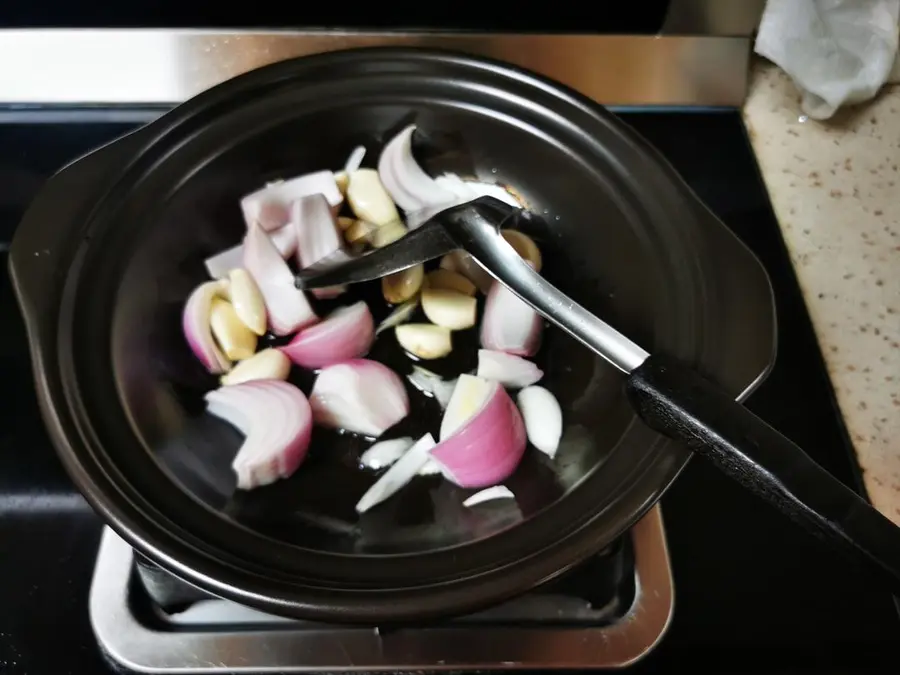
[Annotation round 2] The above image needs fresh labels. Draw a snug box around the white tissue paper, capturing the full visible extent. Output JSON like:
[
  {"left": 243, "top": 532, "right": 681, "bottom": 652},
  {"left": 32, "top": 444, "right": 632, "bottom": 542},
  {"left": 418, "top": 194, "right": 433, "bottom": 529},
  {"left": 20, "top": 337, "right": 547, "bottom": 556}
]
[{"left": 755, "top": 0, "right": 900, "bottom": 119}]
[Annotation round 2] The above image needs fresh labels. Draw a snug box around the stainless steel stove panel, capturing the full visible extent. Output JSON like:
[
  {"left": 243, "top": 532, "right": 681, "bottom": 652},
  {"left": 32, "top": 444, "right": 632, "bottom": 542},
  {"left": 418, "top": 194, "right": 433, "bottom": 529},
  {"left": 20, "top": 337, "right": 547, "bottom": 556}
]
[{"left": 91, "top": 507, "right": 672, "bottom": 672}]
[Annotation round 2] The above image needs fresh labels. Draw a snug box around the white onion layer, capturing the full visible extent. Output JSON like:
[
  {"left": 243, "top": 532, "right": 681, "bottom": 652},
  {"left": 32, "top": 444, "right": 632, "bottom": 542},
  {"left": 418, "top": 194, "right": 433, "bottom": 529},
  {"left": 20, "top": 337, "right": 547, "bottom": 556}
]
[
  {"left": 359, "top": 437, "right": 414, "bottom": 471},
  {"left": 240, "top": 171, "right": 341, "bottom": 231},
  {"left": 517, "top": 386, "right": 563, "bottom": 458},
  {"left": 480, "top": 278, "right": 543, "bottom": 357},
  {"left": 243, "top": 222, "right": 318, "bottom": 336},
  {"left": 293, "top": 193, "right": 347, "bottom": 298},
  {"left": 356, "top": 433, "right": 436, "bottom": 513},
  {"left": 182, "top": 280, "right": 230, "bottom": 374},
  {"left": 406, "top": 366, "right": 455, "bottom": 409},
  {"left": 476, "top": 350, "right": 543, "bottom": 388},
  {"left": 463, "top": 485, "right": 515, "bottom": 507},
  {"left": 205, "top": 379, "right": 313, "bottom": 490},
  {"left": 309, "top": 359, "right": 410, "bottom": 437},
  {"left": 377, "top": 125, "right": 455, "bottom": 212},
  {"left": 204, "top": 225, "right": 297, "bottom": 280}
]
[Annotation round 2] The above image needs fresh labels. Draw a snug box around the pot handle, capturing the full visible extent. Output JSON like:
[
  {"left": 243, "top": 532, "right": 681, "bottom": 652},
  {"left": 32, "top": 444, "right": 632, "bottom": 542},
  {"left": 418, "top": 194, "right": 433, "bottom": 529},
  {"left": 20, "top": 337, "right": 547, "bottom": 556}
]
[
  {"left": 625, "top": 353, "right": 900, "bottom": 594},
  {"left": 9, "top": 130, "right": 146, "bottom": 329}
]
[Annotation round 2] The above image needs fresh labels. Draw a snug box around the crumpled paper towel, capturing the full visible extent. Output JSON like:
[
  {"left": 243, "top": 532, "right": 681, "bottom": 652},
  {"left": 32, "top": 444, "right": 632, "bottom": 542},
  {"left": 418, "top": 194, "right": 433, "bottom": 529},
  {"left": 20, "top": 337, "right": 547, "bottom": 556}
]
[{"left": 755, "top": 0, "right": 900, "bottom": 119}]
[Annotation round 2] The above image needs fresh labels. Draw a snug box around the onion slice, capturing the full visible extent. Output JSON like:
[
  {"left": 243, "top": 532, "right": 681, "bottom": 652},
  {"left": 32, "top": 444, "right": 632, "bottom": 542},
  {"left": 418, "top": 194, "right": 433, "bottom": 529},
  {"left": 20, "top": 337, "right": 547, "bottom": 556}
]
[
  {"left": 293, "top": 193, "right": 347, "bottom": 298},
  {"left": 204, "top": 225, "right": 297, "bottom": 279},
  {"left": 309, "top": 359, "right": 410, "bottom": 437},
  {"left": 407, "top": 365, "right": 455, "bottom": 409},
  {"left": 480, "top": 278, "right": 543, "bottom": 357},
  {"left": 359, "top": 437, "right": 414, "bottom": 470},
  {"left": 476, "top": 350, "right": 543, "bottom": 388},
  {"left": 183, "top": 280, "right": 230, "bottom": 374},
  {"left": 375, "top": 297, "right": 418, "bottom": 335},
  {"left": 377, "top": 125, "right": 455, "bottom": 212},
  {"left": 243, "top": 222, "right": 318, "bottom": 335},
  {"left": 405, "top": 175, "right": 522, "bottom": 230},
  {"left": 430, "top": 375, "right": 527, "bottom": 488},
  {"left": 433, "top": 172, "right": 522, "bottom": 208},
  {"left": 356, "top": 433, "right": 436, "bottom": 513},
  {"left": 344, "top": 145, "right": 367, "bottom": 173},
  {"left": 517, "top": 386, "right": 563, "bottom": 458},
  {"left": 280, "top": 301, "right": 374, "bottom": 370},
  {"left": 205, "top": 379, "right": 313, "bottom": 490},
  {"left": 418, "top": 459, "right": 443, "bottom": 476},
  {"left": 463, "top": 485, "right": 515, "bottom": 507},
  {"left": 241, "top": 171, "right": 342, "bottom": 230}
]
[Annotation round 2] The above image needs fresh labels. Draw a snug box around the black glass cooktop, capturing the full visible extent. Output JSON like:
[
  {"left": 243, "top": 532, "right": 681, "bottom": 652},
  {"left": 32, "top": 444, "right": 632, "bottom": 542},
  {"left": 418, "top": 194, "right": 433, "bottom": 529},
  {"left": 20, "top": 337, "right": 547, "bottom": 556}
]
[{"left": 0, "top": 108, "right": 896, "bottom": 674}]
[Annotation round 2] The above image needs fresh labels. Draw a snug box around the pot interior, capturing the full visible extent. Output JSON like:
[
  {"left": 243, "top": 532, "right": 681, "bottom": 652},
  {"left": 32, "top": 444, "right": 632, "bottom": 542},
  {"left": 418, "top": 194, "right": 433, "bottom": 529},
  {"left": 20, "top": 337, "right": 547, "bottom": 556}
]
[
  {"left": 48, "top": 52, "right": 721, "bottom": 596},
  {"left": 102, "top": 102, "right": 686, "bottom": 555}
]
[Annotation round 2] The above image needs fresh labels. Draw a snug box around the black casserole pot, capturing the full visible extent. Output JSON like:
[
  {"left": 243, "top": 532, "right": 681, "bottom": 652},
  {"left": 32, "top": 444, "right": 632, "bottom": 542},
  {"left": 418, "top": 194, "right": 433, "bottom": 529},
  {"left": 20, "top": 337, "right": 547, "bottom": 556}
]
[{"left": 9, "top": 48, "right": 774, "bottom": 622}]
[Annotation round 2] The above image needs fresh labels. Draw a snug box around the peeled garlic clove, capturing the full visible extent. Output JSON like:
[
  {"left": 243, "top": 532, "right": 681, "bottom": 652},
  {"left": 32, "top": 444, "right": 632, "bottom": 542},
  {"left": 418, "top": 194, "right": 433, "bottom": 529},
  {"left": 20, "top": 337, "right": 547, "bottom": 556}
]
[
  {"left": 382, "top": 264, "right": 424, "bottom": 304},
  {"left": 425, "top": 269, "right": 477, "bottom": 296},
  {"left": 347, "top": 169, "right": 400, "bottom": 226},
  {"left": 334, "top": 171, "right": 349, "bottom": 195},
  {"left": 421, "top": 287, "right": 477, "bottom": 330},
  {"left": 227, "top": 269, "right": 267, "bottom": 336},
  {"left": 501, "top": 229, "right": 542, "bottom": 272},
  {"left": 345, "top": 219, "right": 379, "bottom": 246},
  {"left": 440, "top": 250, "right": 493, "bottom": 294},
  {"left": 337, "top": 216, "right": 356, "bottom": 231},
  {"left": 372, "top": 221, "right": 408, "bottom": 248},
  {"left": 395, "top": 323, "right": 452, "bottom": 360},
  {"left": 220, "top": 348, "right": 291, "bottom": 386},
  {"left": 209, "top": 297, "right": 258, "bottom": 361}
]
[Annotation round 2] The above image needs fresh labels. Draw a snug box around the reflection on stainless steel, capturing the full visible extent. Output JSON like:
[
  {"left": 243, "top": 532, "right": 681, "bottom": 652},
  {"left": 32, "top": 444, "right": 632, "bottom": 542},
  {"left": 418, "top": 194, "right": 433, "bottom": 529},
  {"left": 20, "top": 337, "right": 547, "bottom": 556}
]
[
  {"left": 662, "top": 0, "right": 765, "bottom": 35},
  {"left": 90, "top": 507, "right": 674, "bottom": 672},
  {"left": 0, "top": 30, "right": 749, "bottom": 106}
]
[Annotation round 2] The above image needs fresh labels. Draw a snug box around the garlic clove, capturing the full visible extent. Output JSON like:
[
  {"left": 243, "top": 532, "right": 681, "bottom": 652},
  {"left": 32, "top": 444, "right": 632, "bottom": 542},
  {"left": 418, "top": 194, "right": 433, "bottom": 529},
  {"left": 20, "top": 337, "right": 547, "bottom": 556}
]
[
  {"left": 425, "top": 269, "right": 477, "bottom": 296},
  {"left": 501, "top": 229, "right": 542, "bottom": 272},
  {"left": 227, "top": 269, "right": 267, "bottom": 336},
  {"left": 439, "top": 250, "right": 494, "bottom": 294},
  {"left": 334, "top": 171, "right": 349, "bottom": 195},
  {"left": 346, "top": 169, "right": 400, "bottom": 226},
  {"left": 209, "top": 297, "right": 258, "bottom": 361},
  {"left": 421, "top": 287, "right": 477, "bottom": 330},
  {"left": 345, "top": 219, "right": 379, "bottom": 246},
  {"left": 395, "top": 323, "right": 452, "bottom": 360},
  {"left": 337, "top": 216, "right": 356, "bottom": 231},
  {"left": 220, "top": 348, "right": 291, "bottom": 386},
  {"left": 382, "top": 264, "right": 424, "bottom": 304},
  {"left": 371, "top": 220, "right": 408, "bottom": 248}
]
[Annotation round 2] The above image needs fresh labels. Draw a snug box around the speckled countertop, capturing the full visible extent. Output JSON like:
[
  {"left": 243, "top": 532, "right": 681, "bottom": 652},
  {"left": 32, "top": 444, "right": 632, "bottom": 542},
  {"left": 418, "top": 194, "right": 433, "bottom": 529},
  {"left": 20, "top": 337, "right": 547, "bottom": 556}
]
[{"left": 743, "top": 60, "right": 900, "bottom": 525}]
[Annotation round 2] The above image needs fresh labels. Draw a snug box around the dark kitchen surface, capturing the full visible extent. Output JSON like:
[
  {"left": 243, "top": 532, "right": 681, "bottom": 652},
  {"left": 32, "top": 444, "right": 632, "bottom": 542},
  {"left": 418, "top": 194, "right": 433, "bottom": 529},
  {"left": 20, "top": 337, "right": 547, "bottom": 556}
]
[
  {"left": 0, "top": 109, "right": 896, "bottom": 674},
  {"left": 0, "top": 2, "right": 668, "bottom": 31}
]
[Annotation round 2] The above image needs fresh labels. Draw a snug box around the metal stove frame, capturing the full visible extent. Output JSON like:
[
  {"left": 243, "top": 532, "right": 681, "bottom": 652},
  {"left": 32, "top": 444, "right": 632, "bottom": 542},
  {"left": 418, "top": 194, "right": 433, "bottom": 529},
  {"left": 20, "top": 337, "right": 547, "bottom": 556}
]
[{"left": 91, "top": 507, "right": 673, "bottom": 672}]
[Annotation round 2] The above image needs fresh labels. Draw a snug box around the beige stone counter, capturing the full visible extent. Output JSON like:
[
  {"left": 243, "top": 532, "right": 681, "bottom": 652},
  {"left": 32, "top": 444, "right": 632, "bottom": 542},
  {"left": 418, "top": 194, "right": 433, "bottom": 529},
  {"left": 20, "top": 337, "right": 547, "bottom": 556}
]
[{"left": 743, "top": 60, "right": 900, "bottom": 524}]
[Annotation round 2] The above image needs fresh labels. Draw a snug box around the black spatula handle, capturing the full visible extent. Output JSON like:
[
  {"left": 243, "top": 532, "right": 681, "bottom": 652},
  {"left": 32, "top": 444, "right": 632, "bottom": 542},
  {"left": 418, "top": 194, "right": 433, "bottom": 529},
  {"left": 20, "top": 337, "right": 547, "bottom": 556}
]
[{"left": 625, "top": 353, "right": 900, "bottom": 593}]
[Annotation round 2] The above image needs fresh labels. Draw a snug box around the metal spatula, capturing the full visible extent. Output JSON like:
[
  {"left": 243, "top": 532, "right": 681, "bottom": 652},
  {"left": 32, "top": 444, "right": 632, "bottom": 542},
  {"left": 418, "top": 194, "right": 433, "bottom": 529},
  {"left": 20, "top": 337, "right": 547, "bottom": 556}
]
[{"left": 296, "top": 196, "right": 900, "bottom": 593}]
